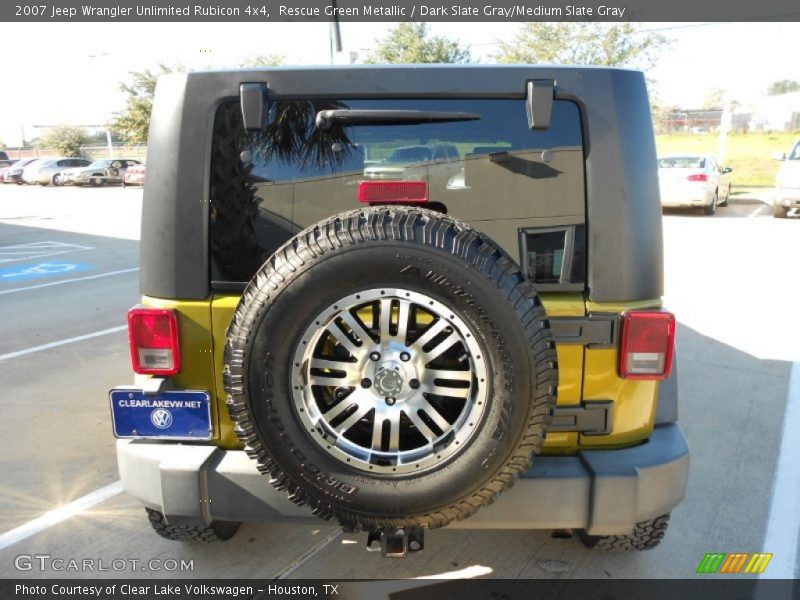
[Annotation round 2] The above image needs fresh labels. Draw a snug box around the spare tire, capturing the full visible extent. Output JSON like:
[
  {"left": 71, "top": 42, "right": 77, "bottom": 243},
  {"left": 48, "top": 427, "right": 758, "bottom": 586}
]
[{"left": 224, "top": 206, "right": 557, "bottom": 531}]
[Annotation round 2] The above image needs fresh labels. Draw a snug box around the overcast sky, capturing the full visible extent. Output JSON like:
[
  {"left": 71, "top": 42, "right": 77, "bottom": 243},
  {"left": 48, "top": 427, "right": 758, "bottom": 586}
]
[{"left": 0, "top": 21, "right": 797, "bottom": 146}]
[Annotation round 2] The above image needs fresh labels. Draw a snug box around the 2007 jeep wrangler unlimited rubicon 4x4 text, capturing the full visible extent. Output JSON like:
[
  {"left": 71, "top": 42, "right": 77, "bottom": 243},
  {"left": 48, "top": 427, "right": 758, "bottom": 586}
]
[{"left": 110, "top": 65, "right": 689, "bottom": 556}]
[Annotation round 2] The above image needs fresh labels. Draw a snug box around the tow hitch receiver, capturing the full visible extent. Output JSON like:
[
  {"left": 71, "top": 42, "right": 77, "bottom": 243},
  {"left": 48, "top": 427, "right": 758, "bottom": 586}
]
[{"left": 366, "top": 527, "right": 425, "bottom": 557}]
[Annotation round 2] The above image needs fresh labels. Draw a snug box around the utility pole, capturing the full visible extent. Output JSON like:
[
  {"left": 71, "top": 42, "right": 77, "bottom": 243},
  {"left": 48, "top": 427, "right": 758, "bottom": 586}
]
[
  {"left": 106, "top": 127, "right": 113, "bottom": 158},
  {"left": 718, "top": 92, "right": 733, "bottom": 164}
]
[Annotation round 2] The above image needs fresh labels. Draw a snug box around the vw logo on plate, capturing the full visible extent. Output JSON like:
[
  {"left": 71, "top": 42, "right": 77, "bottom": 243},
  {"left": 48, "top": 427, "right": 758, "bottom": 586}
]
[{"left": 150, "top": 408, "right": 173, "bottom": 429}]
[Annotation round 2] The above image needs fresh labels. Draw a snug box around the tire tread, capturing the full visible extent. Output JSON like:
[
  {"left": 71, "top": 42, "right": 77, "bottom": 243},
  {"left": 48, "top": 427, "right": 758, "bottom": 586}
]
[
  {"left": 145, "top": 508, "right": 239, "bottom": 543},
  {"left": 578, "top": 514, "right": 670, "bottom": 551}
]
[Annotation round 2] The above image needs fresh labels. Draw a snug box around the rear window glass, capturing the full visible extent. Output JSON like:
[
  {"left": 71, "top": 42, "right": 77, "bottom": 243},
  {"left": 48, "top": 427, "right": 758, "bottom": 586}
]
[
  {"left": 210, "top": 98, "right": 585, "bottom": 286},
  {"left": 658, "top": 157, "right": 705, "bottom": 169}
]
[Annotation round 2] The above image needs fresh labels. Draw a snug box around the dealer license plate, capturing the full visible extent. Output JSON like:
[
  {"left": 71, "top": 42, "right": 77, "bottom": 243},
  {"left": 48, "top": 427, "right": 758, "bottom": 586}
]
[{"left": 109, "top": 389, "right": 212, "bottom": 440}]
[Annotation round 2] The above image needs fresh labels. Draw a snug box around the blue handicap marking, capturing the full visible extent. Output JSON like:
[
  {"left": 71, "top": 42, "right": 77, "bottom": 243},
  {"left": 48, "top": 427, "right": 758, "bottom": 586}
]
[{"left": 0, "top": 262, "right": 93, "bottom": 282}]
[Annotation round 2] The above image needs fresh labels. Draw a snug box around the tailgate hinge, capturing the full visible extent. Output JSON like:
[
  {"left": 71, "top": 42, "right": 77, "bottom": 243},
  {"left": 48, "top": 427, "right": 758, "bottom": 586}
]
[
  {"left": 549, "top": 313, "right": 618, "bottom": 348},
  {"left": 550, "top": 401, "right": 614, "bottom": 436},
  {"left": 526, "top": 79, "right": 555, "bottom": 130}
]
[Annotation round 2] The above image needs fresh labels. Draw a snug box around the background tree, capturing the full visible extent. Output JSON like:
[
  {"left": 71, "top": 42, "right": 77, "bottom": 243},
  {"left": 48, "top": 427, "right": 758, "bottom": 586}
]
[
  {"left": 113, "top": 57, "right": 283, "bottom": 144},
  {"left": 702, "top": 87, "right": 726, "bottom": 109},
  {"left": 649, "top": 97, "right": 670, "bottom": 134},
  {"left": 365, "top": 23, "right": 471, "bottom": 64},
  {"left": 240, "top": 54, "right": 284, "bottom": 67},
  {"left": 37, "top": 125, "right": 89, "bottom": 157},
  {"left": 767, "top": 79, "right": 800, "bottom": 96},
  {"left": 86, "top": 130, "right": 123, "bottom": 145},
  {"left": 493, "top": 23, "right": 668, "bottom": 71},
  {"left": 112, "top": 64, "right": 178, "bottom": 145}
]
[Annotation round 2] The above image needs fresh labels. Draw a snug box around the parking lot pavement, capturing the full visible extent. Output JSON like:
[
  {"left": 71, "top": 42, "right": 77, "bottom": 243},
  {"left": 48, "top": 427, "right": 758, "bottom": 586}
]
[
  {"left": 0, "top": 187, "right": 798, "bottom": 580},
  {"left": 0, "top": 492, "right": 342, "bottom": 580},
  {"left": 0, "top": 189, "right": 140, "bottom": 534},
  {"left": 0, "top": 224, "right": 139, "bottom": 355}
]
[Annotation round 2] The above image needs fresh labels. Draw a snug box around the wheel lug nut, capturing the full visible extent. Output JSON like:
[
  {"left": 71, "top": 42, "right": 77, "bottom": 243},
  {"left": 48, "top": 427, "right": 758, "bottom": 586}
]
[
  {"left": 386, "top": 397, "right": 396, "bottom": 406},
  {"left": 361, "top": 378, "right": 372, "bottom": 388},
  {"left": 369, "top": 352, "right": 381, "bottom": 361},
  {"left": 400, "top": 352, "right": 411, "bottom": 362},
  {"left": 409, "top": 379, "right": 420, "bottom": 389}
]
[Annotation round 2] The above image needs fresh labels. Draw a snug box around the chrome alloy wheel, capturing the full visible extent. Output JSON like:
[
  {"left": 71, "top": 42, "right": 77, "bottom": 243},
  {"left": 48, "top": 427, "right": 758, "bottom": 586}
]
[{"left": 291, "top": 289, "right": 488, "bottom": 474}]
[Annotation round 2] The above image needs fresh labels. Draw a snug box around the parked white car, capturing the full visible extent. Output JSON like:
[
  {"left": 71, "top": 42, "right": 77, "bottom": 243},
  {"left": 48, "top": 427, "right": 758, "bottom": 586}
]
[
  {"left": 657, "top": 154, "right": 733, "bottom": 216},
  {"left": 773, "top": 140, "right": 800, "bottom": 218}
]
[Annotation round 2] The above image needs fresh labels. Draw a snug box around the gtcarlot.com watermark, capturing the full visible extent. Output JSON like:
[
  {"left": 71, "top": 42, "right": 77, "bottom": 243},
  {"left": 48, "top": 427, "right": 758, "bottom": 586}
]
[{"left": 14, "top": 554, "right": 194, "bottom": 572}]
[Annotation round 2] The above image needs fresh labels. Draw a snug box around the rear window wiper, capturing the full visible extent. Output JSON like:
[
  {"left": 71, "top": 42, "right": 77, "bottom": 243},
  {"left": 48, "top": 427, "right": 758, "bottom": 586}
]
[{"left": 315, "top": 109, "right": 480, "bottom": 131}]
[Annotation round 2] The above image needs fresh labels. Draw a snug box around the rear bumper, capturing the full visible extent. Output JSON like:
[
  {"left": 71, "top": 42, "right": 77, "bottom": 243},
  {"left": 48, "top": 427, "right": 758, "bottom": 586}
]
[
  {"left": 660, "top": 193, "right": 712, "bottom": 207},
  {"left": 774, "top": 187, "right": 800, "bottom": 208},
  {"left": 117, "top": 423, "right": 689, "bottom": 535},
  {"left": 659, "top": 183, "right": 714, "bottom": 207}
]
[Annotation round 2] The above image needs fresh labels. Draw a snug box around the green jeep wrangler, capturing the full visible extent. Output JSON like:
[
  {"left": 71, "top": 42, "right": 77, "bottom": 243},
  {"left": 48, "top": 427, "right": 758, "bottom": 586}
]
[{"left": 110, "top": 65, "right": 689, "bottom": 556}]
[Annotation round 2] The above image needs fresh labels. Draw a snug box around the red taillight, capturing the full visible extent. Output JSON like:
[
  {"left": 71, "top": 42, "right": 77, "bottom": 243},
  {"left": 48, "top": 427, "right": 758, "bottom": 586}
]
[
  {"left": 128, "top": 308, "right": 181, "bottom": 375},
  {"left": 358, "top": 181, "right": 428, "bottom": 204},
  {"left": 618, "top": 310, "right": 676, "bottom": 380},
  {"left": 687, "top": 173, "right": 708, "bottom": 182}
]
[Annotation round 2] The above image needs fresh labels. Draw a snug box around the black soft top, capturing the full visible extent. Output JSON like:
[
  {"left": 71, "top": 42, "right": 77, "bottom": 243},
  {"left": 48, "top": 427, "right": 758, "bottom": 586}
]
[{"left": 141, "top": 65, "right": 662, "bottom": 303}]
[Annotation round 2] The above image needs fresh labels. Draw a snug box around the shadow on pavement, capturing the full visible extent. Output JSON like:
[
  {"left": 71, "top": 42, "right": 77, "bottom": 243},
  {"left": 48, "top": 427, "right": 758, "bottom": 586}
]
[{"left": 2, "top": 322, "right": 790, "bottom": 582}]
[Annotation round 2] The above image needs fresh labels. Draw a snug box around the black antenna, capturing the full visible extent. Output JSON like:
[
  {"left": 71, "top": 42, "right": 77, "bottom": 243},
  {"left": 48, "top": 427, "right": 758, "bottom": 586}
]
[{"left": 331, "top": 0, "right": 342, "bottom": 52}]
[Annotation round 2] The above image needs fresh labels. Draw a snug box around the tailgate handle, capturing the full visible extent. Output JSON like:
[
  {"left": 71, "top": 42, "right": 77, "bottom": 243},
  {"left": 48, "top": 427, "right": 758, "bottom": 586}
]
[{"left": 526, "top": 79, "right": 554, "bottom": 130}]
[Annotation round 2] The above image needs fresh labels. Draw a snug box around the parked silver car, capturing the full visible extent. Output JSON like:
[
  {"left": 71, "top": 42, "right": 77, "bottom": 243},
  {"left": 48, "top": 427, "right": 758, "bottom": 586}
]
[
  {"left": 658, "top": 154, "right": 733, "bottom": 215},
  {"left": 21, "top": 157, "right": 91, "bottom": 186},
  {"left": 773, "top": 140, "right": 800, "bottom": 218},
  {"left": 362, "top": 144, "right": 462, "bottom": 181},
  {"left": 1, "top": 158, "right": 39, "bottom": 184},
  {"left": 62, "top": 158, "right": 141, "bottom": 187}
]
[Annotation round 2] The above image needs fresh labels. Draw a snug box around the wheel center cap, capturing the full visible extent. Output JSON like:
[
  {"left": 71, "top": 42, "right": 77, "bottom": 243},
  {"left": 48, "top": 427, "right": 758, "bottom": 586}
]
[{"left": 374, "top": 365, "right": 405, "bottom": 396}]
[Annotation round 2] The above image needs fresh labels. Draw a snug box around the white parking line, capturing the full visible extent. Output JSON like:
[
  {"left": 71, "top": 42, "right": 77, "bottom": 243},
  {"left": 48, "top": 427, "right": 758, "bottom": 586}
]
[
  {"left": 0, "top": 481, "right": 123, "bottom": 551},
  {"left": 748, "top": 205, "right": 767, "bottom": 218},
  {"left": 276, "top": 530, "right": 342, "bottom": 579},
  {"left": 0, "top": 241, "right": 94, "bottom": 264},
  {"left": 760, "top": 361, "right": 800, "bottom": 579},
  {"left": 0, "top": 325, "right": 127, "bottom": 362},
  {"left": 0, "top": 267, "right": 138, "bottom": 296}
]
